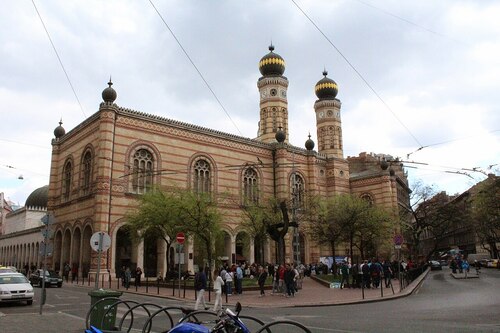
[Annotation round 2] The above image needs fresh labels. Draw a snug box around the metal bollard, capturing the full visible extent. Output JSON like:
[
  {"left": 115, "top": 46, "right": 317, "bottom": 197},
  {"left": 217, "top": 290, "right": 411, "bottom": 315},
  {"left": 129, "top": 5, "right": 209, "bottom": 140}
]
[{"left": 183, "top": 278, "right": 186, "bottom": 298}]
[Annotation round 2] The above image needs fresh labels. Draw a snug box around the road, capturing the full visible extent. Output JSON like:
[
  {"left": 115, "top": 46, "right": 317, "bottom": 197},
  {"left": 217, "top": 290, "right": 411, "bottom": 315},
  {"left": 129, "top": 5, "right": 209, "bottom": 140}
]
[{"left": 0, "top": 267, "right": 499, "bottom": 332}]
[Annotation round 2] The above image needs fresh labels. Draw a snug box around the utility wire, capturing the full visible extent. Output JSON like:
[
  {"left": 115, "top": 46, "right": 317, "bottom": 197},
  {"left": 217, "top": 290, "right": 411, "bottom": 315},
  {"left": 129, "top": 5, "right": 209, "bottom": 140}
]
[
  {"left": 354, "top": 0, "right": 466, "bottom": 46},
  {"left": 290, "top": 0, "right": 423, "bottom": 149},
  {"left": 31, "top": 0, "right": 86, "bottom": 118},
  {"left": 0, "top": 138, "right": 50, "bottom": 149},
  {"left": 406, "top": 129, "right": 500, "bottom": 158},
  {"left": 148, "top": 0, "right": 242, "bottom": 136}
]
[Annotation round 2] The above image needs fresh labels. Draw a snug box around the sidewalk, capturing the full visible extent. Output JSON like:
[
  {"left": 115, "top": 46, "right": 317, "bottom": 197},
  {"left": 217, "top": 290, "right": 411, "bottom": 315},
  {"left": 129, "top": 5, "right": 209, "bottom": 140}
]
[{"left": 83, "top": 269, "right": 430, "bottom": 308}]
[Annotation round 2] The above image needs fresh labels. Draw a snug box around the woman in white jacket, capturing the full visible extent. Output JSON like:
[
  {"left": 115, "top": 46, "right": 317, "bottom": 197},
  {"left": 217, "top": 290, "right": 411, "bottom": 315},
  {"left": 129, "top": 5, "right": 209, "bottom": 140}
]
[{"left": 213, "top": 270, "right": 225, "bottom": 311}]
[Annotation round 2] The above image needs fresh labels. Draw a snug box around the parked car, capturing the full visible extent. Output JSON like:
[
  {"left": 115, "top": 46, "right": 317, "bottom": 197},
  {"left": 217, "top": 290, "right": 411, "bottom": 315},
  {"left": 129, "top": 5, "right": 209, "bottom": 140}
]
[
  {"left": 429, "top": 260, "right": 442, "bottom": 270},
  {"left": 486, "top": 259, "right": 499, "bottom": 268},
  {"left": 29, "top": 269, "right": 63, "bottom": 288},
  {"left": 0, "top": 266, "right": 17, "bottom": 273},
  {"left": 0, "top": 272, "right": 34, "bottom": 305}
]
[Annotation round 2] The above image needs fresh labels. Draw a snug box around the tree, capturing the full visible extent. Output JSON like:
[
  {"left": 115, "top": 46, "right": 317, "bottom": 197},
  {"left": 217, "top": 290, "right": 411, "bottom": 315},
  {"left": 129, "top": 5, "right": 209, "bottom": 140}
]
[
  {"left": 405, "top": 182, "right": 464, "bottom": 262},
  {"left": 305, "top": 195, "right": 342, "bottom": 261},
  {"left": 176, "top": 189, "right": 222, "bottom": 281},
  {"left": 471, "top": 177, "right": 500, "bottom": 258},
  {"left": 306, "top": 194, "right": 392, "bottom": 262},
  {"left": 239, "top": 201, "right": 268, "bottom": 264},
  {"left": 125, "top": 187, "right": 181, "bottom": 277}
]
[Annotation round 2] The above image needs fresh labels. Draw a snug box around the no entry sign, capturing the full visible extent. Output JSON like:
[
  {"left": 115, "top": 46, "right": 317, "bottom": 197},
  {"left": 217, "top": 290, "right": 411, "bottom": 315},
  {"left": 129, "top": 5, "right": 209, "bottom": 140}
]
[{"left": 176, "top": 232, "right": 185, "bottom": 244}]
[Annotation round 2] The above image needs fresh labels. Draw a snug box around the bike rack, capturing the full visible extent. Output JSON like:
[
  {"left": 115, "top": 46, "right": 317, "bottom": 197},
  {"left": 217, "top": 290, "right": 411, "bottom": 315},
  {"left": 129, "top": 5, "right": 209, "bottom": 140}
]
[
  {"left": 85, "top": 299, "right": 312, "bottom": 333},
  {"left": 254, "top": 320, "right": 312, "bottom": 333},
  {"left": 141, "top": 306, "right": 184, "bottom": 333},
  {"left": 100, "top": 300, "right": 140, "bottom": 332}
]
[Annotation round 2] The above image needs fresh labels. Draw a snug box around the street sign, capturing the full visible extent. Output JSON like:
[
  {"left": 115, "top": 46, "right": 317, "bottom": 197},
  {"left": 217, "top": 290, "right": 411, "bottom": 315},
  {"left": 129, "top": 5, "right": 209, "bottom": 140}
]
[
  {"left": 90, "top": 232, "right": 111, "bottom": 252},
  {"left": 41, "top": 213, "right": 55, "bottom": 225},
  {"left": 394, "top": 245, "right": 402, "bottom": 249},
  {"left": 41, "top": 229, "right": 53, "bottom": 239},
  {"left": 39, "top": 242, "right": 53, "bottom": 256},
  {"left": 393, "top": 234, "right": 404, "bottom": 246},
  {"left": 176, "top": 232, "right": 185, "bottom": 244}
]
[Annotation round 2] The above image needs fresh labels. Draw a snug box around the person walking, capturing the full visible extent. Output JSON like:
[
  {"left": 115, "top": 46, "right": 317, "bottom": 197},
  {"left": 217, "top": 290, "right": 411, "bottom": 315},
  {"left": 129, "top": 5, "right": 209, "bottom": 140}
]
[
  {"left": 63, "top": 263, "right": 71, "bottom": 282},
  {"left": 340, "top": 261, "right": 349, "bottom": 289},
  {"left": 382, "top": 260, "right": 392, "bottom": 288},
  {"left": 271, "top": 265, "right": 280, "bottom": 295},
  {"left": 194, "top": 269, "right": 208, "bottom": 310},
  {"left": 284, "top": 264, "right": 295, "bottom": 297},
  {"left": 235, "top": 264, "right": 243, "bottom": 295},
  {"left": 213, "top": 270, "right": 225, "bottom": 311},
  {"left": 278, "top": 264, "right": 285, "bottom": 295},
  {"left": 224, "top": 270, "right": 233, "bottom": 295},
  {"left": 257, "top": 266, "right": 268, "bottom": 297},
  {"left": 124, "top": 267, "right": 131, "bottom": 288},
  {"left": 71, "top": 264, "right": 78, "bottom": 283},
  {"left": 135, "top": 267, "right": 143, "bottom": 287}
]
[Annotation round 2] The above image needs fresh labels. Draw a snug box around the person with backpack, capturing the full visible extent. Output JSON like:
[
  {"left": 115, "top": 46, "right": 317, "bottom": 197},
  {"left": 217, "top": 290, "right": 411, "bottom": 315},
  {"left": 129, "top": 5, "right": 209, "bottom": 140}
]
[{"left": 194, "top": 269, "right": 208, "bottom": 310}]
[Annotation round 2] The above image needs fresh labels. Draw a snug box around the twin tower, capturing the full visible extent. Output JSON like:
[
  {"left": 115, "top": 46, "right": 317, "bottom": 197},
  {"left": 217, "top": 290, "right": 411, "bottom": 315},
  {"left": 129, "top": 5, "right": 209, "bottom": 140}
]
[{"left": 256, "top": 45, "right": 344, "bottom": 159}]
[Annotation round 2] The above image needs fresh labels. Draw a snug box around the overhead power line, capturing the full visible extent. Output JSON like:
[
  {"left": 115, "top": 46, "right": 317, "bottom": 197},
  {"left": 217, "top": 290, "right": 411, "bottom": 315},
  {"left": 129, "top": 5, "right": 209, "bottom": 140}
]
[
  {"left": 406, "top": 129, "right": 500, "bottom": 159},
  {"left": 31, "top": 0, "right": 86, "bottom": 118},
  {"left": 354, "top": 0, "right": 466, "bottom": 46},
  {"left": 290, "top": 0, "right": 423, "bottom": 149},
  {"left": 148, "top": 0, "right": 242, "bottom": 136}
]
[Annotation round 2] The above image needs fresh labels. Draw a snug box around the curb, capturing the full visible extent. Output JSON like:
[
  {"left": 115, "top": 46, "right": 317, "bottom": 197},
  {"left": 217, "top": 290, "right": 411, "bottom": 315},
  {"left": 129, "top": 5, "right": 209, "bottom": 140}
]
[{"left": 70, "top": 269, "right": 431, "bottom": 309}]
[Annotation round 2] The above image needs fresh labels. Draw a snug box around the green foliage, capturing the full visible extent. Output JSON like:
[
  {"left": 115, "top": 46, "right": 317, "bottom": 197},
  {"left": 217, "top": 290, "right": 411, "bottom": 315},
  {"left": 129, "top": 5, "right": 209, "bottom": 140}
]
[
  {"left": 471, "top": 177, "right": 500, "bottom": 258},
  {"left": 306, "top": 194, "right": 393, "bottom": 260}
]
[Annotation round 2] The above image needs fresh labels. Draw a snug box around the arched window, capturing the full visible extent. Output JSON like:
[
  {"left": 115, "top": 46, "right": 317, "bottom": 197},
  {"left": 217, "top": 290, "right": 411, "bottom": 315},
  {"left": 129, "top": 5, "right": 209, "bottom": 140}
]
[
  {"left": 82, "top": 151, "right": 92, "bottom": 194},
  {"left": 360, "top": 193, "right": 374, "bottom": 206},
  {"left": 132, "top": 149, "right": 154, "bottom": 194},
  {"left": 243, "top": 168, "right": 258, "bottom": 204},
  {"left": 291, "top": 173, "right": 304, "bottom": 207},
  {"left": 193, "top": 159, "right": 210, "bottom": 193},
  {"left": 63, "top": 160, "right": 72, "bottom": 200}
]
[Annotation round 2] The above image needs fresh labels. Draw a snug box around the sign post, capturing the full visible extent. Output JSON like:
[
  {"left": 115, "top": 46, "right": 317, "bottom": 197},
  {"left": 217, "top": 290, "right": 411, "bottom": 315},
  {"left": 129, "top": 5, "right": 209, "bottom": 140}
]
[
  {"left": 394, "top": 234, "right": 404, "bottom": 289},
  {"left": 90, "top": 232, "right": 111, "bottom": 289},
  {"left": 39, "top": 213, "right": 54, "bottom": 315},
  {"left": 176, "top": 232, "right": 185, "bottom": 297}
]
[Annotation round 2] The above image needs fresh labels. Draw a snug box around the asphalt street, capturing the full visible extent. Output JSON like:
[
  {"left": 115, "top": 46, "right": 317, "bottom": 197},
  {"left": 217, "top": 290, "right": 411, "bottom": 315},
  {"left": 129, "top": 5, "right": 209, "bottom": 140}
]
[{"left": 0, "top": 267, "right": 499, "bottom": 333}]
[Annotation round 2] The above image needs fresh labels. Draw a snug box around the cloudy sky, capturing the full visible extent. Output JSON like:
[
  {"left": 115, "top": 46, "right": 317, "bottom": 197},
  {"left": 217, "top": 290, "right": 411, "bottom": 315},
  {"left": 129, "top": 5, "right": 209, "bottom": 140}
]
[{"left": 1, "top": 0, "right": 499, "bottom": 206}]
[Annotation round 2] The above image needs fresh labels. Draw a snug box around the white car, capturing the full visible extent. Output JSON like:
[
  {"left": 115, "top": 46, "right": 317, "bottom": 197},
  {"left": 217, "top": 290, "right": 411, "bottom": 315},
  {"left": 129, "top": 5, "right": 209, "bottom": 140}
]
[{"left": 0, "top": 272, "right": 34, "bottom": 305}]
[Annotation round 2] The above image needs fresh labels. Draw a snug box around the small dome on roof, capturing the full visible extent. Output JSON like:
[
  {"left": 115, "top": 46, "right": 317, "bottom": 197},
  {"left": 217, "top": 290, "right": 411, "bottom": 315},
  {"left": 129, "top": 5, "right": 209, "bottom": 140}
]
[
  {"left": 259, "top": 45, "right": 285, "bottom": 76},
  {"left": 54, "top": 119, "right": 65, "bottom": 139},
  {"left": 102, "top": 79, "right": 117, "bottom": 103},
  {"left": 25, "top": 185, "right": 48, "bottom": 208},
  {"left": 305, "top": 134, "right": 315, "bottom": 151},
  {"left": 275, "top": 127, "right": 286, "bottom": 143}
]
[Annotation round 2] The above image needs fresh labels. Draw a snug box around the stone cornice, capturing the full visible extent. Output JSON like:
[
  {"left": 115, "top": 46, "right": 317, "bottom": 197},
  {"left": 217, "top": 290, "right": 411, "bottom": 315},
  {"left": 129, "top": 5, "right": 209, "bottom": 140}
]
[{"left": 314, "top": 99, "right": 341, "bottom": 108}]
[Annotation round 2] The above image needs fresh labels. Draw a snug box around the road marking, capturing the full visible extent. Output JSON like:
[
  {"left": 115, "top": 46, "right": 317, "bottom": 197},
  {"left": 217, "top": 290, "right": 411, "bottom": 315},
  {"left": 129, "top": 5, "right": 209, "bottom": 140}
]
[
  {"left": 0, "top": 311, "right": 5, "bottom": 317},
  {"left": 58, "top": 311, "right": 86, "bottom": 321},
  {"left": 55, "top": 294, "right": 79, "bottom": 299},
  {"left": 296, "top": 326, "right": 362, "bottom": 332}
]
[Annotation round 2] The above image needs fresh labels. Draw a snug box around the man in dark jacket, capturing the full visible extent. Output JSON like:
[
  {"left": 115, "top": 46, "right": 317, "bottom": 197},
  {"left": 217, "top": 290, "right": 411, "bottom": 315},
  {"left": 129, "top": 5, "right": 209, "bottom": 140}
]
[
  {"left": 257, "top": 266, "right": 268, "bottom": 297},
  {"left": 284, "top": 264, "right": 295, "bottom": 297},
  {"left": 194, "top": 269, "right": 208, "bottom": 310}
]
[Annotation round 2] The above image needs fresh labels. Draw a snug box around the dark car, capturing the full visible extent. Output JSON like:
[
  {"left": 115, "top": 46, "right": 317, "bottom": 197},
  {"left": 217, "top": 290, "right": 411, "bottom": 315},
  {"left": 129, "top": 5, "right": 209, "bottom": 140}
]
[
  {"left": 429, "top": 261, "right": 442, "bottom": 271},
  {"left": 29, "top": 269, "right": 63, "bottom": 287}
]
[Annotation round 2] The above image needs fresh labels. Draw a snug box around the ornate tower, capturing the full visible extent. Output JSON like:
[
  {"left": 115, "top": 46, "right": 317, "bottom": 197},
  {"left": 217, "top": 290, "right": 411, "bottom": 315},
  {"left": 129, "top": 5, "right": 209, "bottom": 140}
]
[
  {"left": 257, "top": 45, "right": 289, "bottom": 143},
  {"left": 314, "top": 70, "right": 343, "bottom": 158}
]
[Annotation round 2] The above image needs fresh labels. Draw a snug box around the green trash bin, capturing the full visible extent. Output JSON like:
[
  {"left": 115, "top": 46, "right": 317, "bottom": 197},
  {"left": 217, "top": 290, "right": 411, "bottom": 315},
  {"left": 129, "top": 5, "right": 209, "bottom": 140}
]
[{"left": 88, "top": 289, "right": 123, "bottom": 331}]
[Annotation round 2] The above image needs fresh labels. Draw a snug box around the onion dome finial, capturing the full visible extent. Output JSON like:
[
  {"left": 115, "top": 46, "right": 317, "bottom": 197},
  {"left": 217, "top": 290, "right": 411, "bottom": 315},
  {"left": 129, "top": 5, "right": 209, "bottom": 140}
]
[
  {"left": 315, "top": 69, "right": 338, "bottom": 99},
  {"left": 102, "top": 77, "right": 117, "bottom": 103},
  {"left": 259, "top": 45, "right": 285, "bottom": 76}
]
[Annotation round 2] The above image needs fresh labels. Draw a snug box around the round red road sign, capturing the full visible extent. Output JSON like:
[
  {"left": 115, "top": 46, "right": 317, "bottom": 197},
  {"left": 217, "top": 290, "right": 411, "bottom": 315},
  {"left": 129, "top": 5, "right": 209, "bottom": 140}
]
[
  {"left": 393, "top": 234, "right": 404, "bottom": 246},
  {"left": 176, "top": 232, "right": 185, "bottom": 244}
]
